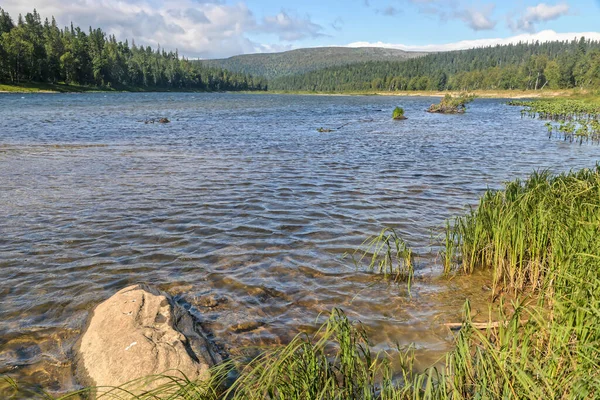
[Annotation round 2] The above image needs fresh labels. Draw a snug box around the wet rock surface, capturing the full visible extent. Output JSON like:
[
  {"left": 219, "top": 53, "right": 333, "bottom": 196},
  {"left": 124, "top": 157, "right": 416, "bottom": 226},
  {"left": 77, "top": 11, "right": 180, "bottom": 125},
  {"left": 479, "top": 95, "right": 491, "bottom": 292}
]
[{"left": 76, "top": 284, "right": 220, "bottom": 392}]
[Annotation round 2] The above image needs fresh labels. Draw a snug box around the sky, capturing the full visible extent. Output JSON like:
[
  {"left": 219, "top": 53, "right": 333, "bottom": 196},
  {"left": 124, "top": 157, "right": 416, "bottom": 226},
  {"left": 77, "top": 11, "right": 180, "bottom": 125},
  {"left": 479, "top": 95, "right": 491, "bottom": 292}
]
[{"left": 2, "top": 0, "right": 600, "bottom": 59}]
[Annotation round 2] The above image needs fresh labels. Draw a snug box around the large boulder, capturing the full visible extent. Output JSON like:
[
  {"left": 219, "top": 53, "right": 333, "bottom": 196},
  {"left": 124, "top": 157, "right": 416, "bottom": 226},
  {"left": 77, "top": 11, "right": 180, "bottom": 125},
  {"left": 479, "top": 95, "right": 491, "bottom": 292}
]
[{"left": 76, "top": 284, "right": 220, "bottom": 393}]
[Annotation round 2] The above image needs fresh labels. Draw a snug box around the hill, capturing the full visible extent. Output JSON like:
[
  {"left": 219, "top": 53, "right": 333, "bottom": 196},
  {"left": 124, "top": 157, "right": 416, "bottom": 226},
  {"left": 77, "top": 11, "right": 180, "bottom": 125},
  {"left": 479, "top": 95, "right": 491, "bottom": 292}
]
[
  {"left": 198, "top": 47, "right": 426, "bottom": 79},
  {"left": 269, "top": 38, "right": 600, "bottom": 92}
]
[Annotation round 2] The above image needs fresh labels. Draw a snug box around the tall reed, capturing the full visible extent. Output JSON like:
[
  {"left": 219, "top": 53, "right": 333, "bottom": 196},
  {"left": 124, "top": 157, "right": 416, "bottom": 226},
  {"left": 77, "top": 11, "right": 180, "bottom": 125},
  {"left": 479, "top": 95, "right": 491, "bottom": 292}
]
[
  {"left": 351, "top": 227, "right": 414, "bottom": 287},
  {"left": 443, "top": 166, "right": 600, "bottom": 294}
]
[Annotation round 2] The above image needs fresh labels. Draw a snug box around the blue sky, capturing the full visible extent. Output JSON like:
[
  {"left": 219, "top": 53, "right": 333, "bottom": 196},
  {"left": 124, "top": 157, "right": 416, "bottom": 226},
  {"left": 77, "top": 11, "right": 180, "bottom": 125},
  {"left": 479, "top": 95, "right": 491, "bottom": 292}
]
[
  {"left": 4, "top": 0, "right": 600, "bottom": 58},
  {"left": 244, "top": 0, "right": 599, "bottom": 47}
]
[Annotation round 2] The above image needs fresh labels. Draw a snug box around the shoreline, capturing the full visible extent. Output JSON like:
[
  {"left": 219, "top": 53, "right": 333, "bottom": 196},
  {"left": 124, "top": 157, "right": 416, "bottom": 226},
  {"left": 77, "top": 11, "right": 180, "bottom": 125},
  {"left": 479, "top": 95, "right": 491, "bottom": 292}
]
[
  {"left": 266, "top": 89, "right": 594, "bottom": 99},
  {"left": 1, "top": 83, "right": 594, "bottom": 99}
]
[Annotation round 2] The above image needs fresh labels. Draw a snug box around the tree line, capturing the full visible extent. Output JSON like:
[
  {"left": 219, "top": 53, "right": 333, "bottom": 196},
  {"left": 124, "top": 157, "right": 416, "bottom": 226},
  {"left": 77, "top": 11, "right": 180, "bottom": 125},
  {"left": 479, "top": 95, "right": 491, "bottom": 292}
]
[
  {"left": 269, "top": 38, "right": 600, "bottom": 92},
  {"left": 0, "top": 8, "right": 267, "bottom": 91}
]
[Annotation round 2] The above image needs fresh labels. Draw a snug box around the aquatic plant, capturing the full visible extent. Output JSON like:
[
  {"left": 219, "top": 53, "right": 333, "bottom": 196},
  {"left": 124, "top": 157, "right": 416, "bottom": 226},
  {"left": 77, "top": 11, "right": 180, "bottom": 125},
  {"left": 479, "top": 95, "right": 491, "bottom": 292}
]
[
  {"left": 443, "top": 166, "right": 600, "bottom": 294},
  {"left": 392, "top": 107, "right": 406, "bottom": 120},
  {"left": 427, "top": 94, "right": 474, "bottom": 114},
  {"left": 351, "top": 228, "right": 413, "bottom": 288},
  {"left": 509, "top": 98, "right": 600, "bottom": 143}
]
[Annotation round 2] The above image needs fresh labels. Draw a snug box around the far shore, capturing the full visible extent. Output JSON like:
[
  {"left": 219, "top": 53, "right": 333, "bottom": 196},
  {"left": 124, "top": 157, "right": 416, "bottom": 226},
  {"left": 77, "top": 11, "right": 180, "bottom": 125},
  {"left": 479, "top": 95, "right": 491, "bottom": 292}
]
[
  {"left": 1, "top": 82, "right": 596, "bottom": 100},
  {"left": 266, "top": 88, "right": 597, "bottom": 99}
]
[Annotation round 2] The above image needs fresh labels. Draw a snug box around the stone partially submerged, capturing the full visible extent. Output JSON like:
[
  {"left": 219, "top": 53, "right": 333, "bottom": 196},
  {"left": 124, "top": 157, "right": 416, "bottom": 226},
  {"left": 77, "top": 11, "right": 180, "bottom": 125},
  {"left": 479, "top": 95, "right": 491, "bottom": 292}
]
[
  {"left": 76, "top": 284, "right": 221, "bottom": 393},
  {"left": 392, "top": 106, "right": 407, "bottom": 120},
  {"left": 427, "top": 94, "right": 474, "bottom": 114}
]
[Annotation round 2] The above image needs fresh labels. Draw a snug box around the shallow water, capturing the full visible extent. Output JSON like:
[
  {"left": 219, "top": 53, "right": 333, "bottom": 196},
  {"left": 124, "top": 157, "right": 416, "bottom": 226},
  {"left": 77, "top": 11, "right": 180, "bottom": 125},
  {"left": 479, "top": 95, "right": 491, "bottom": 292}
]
[{"left": 1, "top": 93, "right": 599, "bottom": 393}]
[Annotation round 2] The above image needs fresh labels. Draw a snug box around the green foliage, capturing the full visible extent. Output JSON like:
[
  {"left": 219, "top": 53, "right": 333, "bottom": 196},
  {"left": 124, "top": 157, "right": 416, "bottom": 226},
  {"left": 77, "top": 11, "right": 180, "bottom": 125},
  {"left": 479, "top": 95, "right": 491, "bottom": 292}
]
[
  {"left": 270, "top": 39, "right": 600, "bottom": 92},
  {"left": 198, "top": 47, "right": 425, "bottom": 80},
  {"left": 509, "top": 98, "right": 600, "bottom": 143},
  {"left": 352, "top": 227, "right": 413, "bottom": 285},
  {"left": 0, "top": 8, "right": 267, "bottom": 91},
  {"left": 427, "top": 94, "right": 474, "bottom": 113},
  {"left": 392, "top": 106, "right": 405, "bottom": 119},
  {"left": 444, "top": 166, "right": 600, "bottom": 294}
]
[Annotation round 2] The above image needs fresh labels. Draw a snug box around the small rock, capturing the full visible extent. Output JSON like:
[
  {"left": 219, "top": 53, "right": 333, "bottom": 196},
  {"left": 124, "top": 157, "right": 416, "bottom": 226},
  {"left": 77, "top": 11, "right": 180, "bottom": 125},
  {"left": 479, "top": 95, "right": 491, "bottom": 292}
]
[
  {"left": 196, "top": 294, "right": 228, "bottom": 308},
  {"left": 158, "top": 118, "right": 170, "bottom": 123},
  {"left": 230, "top": 321, "right": 265, "bottom": 333}
]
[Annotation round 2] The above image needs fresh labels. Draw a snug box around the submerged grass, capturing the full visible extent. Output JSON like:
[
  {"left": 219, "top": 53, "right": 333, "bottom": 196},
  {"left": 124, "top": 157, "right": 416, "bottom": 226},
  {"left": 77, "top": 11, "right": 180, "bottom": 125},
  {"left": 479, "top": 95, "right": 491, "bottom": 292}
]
[
  {"left": 350, "top": 228, "right": 414, "bottom": 288},
  {"left": 6, "top": 168, "right": 600, "bottom": 399},
  {"left": 509, "top": 98, "right": 600, "bottom": 143}
]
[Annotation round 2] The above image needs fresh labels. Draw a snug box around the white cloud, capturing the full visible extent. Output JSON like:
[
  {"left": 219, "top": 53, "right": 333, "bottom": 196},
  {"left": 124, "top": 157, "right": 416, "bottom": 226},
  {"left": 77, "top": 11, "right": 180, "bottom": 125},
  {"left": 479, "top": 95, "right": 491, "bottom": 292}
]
[
  {"left": 346, "top": 30, "right": 600, "bottom": 52},
  {"left": 262, "top": 11, "right": 324, "bottom": 41},
  {"left": 513, "top": 3, "right": 570, "bottom": 32},
  {"left": 0, "top": 0, "right": 324, "bottom": 59},
  {"left": 405, "top": 0, "right": 497, "bottom": 31},
  {"left": 456, "top": 5, "right": 496, "bottom": 31}
]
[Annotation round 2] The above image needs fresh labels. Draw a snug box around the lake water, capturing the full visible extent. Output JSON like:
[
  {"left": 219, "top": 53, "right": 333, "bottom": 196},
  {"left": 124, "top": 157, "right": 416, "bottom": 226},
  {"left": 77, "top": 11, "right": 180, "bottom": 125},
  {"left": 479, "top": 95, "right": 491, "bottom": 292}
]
[{"left": 1, "top": 93, "right": 599, "bottom": 393}]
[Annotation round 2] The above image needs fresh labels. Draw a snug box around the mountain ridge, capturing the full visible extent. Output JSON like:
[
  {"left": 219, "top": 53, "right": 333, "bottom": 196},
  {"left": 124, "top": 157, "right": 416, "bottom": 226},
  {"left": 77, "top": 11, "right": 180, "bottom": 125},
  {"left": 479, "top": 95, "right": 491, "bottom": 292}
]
[{"left": 197, "top": 47, "right": 427, "bottom": 79}]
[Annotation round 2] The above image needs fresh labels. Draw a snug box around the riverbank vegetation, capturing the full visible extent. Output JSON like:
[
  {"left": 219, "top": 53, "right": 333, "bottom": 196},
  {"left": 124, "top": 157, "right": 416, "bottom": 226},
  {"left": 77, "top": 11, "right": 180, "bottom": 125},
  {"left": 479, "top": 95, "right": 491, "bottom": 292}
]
[
  {"left": 0, "top": 8, "right": 267, "bottom": 92},
  {"left": 5, "top": 165, "right": 599, "bottom": 399},
  {"left": 509, "top": 97, "right": 600, "bottom": 143},
  {"left": 270, "top": 38, "right": 600, "bottom": 93}
]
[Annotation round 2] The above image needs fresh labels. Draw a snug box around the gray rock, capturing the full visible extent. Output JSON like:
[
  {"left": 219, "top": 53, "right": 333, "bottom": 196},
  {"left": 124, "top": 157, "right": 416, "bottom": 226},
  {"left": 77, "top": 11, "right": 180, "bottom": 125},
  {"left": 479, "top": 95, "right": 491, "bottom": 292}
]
[{"left": 76, "top": 284, "right": 220, "bottom": 394}]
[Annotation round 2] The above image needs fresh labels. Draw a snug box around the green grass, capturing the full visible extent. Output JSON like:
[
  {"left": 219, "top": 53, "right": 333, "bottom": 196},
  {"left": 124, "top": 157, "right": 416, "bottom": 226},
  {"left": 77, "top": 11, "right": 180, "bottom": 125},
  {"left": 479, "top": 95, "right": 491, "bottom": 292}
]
[
  {"left": 0, "top": 82, "right": 109, "bottom": 93},
  {"left": 5, "top": 168, "right": 600, "bottom": 399},
  {"left": 443, "top": 167, "right": 600, "bottom": 294},
  {"left": 427, "top": 94, "right": 475, "bottom": 114},
  {"left": 392, "top": 107, "right": 406, "bottom": 120},
  {"left": 351, "top": 228, "right": 414, "bottom": 288},
  {"left": 0, "top": 82, "right": 236, "bottom": 94},
  {"left": 508, "top": 98, "right": 600, "bottom": 143}
]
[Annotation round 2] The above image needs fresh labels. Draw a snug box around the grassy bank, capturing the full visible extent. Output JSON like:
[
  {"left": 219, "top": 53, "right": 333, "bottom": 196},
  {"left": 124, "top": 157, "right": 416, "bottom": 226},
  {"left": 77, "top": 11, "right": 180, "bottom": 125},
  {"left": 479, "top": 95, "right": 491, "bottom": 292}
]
[
  {"left": 5, "top": 166, "right": 599, "bottom": 399},
  {"left": 0, "top": 82, "right": 262, "bottom": 94},
  {"left": 0, "top": 82, "right": 109, "bottom": 93}
]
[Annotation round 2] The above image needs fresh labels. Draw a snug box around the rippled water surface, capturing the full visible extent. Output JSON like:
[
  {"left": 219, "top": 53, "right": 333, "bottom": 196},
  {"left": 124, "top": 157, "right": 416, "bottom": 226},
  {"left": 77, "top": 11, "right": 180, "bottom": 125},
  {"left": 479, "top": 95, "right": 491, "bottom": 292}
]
[{"left": 1, "top": 92, "right": 600, "bottom": 392}]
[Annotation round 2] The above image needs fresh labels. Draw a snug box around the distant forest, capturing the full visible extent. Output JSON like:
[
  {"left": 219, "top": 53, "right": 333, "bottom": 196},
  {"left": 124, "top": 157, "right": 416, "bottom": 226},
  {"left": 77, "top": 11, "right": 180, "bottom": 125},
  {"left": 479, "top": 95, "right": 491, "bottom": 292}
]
[
  {"left": 0, "top": 8, "right": 267, "bottom": 91},
  {"left": 2, "top": 8, "right": 599, "bottom": 94},
  {"left": 198, "top": 47, "right": 425, "bottom": 80},
  {"left": 270, "top": 39, "right": 600, "bottom": 92}
]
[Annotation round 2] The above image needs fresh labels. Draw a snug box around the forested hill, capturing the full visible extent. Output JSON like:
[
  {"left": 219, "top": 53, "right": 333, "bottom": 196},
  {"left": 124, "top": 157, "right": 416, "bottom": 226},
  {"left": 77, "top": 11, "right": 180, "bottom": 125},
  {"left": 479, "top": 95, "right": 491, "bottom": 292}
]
[
  {"left": 270, "top": 39, "right": 600, "bottom": 92},
  {"left": 198, "top": 47, "right": 426, "bottom": 80},
  {"left": 0, "top": 8, "right": 267, "bottom": 91}
]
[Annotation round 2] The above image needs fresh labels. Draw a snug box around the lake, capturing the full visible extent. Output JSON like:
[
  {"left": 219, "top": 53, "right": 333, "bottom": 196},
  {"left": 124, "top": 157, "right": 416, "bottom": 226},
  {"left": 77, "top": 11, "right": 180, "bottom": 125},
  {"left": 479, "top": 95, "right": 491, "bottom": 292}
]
[{"left": 1, "top": 93, "right": 599, "bottom": 393}]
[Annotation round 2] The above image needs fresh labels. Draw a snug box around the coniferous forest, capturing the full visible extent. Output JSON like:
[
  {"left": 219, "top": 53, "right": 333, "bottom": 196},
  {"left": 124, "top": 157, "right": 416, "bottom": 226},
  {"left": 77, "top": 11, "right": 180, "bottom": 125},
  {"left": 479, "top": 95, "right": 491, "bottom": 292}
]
[
  {"left": 2, "top": 8, "right": 600, "bottom": 94},
  {"left": 0, "top": 8, "right": 267, "bottom": 91},
  {"left": 270, "top": 39, "right": 600, "bottom": 92}
]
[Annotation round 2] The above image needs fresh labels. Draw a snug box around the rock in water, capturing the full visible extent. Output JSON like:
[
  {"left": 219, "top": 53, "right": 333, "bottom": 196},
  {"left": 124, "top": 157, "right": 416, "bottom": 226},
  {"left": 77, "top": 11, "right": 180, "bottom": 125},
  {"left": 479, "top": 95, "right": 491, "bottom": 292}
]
[{"left": 76, "top": 284, "right": 219, "bottom": 393}]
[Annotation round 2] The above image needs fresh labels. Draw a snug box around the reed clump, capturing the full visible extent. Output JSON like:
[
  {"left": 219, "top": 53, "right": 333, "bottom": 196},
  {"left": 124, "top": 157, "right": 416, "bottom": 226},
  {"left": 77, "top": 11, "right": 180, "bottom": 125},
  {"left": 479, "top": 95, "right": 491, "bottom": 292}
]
[
  {"left": 351, "top": 227, "right": 414, "bottom": 287},
  {"left": 509, "top": 98, "right": 600, "bottom": 143},
  {"left": 443, "top": 166, "right": 600, "bottom": 295}
]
